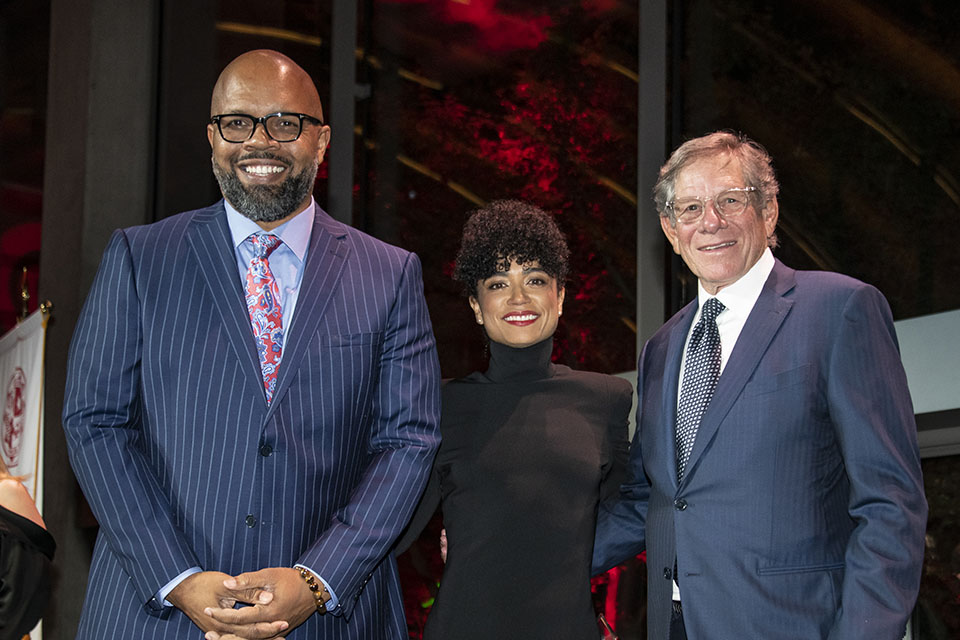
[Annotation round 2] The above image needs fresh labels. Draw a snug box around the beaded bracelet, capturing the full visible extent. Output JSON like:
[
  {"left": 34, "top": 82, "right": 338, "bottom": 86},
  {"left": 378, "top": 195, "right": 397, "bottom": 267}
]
[{"left": 297, "top": 567, "right": 329, "bottom": 614}]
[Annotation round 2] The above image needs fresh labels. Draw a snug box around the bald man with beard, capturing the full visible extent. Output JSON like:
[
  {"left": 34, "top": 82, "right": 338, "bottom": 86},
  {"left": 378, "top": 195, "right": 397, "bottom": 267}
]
[{"left": 63, "top": 50, "right": 441, "bottom": 640}]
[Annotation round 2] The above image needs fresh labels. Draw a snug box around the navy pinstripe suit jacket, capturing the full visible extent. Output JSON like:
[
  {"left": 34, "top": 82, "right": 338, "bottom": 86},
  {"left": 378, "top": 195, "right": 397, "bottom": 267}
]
[
  {"left": 593, "top": 260, "right": 927, "bottom": 640},
  {"left": 63, "top": 202, "right": 441, "bottom": 639}
]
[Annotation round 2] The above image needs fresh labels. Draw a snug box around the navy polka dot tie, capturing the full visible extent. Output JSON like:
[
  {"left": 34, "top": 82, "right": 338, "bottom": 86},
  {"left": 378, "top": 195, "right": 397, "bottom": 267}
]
[{"left": 676, "top": 297, "right": 724, "bottom": 481}]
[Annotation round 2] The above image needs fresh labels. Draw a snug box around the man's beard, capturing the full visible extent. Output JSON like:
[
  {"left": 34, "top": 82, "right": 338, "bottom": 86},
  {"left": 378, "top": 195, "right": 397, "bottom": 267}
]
[{"left": 212, "top": 153, "right": 318, "bottom": 223}]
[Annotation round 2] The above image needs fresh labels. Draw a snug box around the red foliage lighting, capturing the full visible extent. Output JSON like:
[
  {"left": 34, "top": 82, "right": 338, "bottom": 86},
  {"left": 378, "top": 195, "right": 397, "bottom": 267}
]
[{"left": 378, "top": 0, "right": 552, "bottom": 52}]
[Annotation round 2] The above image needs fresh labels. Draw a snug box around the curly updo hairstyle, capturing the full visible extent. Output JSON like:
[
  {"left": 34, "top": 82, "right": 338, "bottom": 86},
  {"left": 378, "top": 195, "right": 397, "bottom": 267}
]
[{"left": 453, "top": 199, "right": 570, "bottom": 298}]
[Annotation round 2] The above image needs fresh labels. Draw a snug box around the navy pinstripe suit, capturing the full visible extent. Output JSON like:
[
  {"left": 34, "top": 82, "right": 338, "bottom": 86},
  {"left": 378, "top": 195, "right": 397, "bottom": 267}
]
[
  {"left": 593, "top": 260, "right": 926, "bottom": 639},
  {"left": 63, "top": 201, "right": 441, "bottom": 639}
]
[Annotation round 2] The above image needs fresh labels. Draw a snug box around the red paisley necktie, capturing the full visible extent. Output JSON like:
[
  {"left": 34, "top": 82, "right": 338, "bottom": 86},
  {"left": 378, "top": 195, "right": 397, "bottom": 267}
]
[{"left": 245, "top": 234, "right": 284, "bottom": 403}]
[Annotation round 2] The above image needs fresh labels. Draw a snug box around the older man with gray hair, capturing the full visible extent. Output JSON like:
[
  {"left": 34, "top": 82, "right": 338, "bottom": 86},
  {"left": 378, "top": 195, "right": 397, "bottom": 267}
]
[{"left": 593, "top": 131, "right": 926, "bottom": 640}]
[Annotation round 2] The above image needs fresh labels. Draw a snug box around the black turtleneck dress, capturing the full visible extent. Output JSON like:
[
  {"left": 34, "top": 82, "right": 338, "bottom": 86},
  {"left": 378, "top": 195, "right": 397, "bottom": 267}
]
[{"left": 399, "top": 337, "right": 632, "bottom": 639}]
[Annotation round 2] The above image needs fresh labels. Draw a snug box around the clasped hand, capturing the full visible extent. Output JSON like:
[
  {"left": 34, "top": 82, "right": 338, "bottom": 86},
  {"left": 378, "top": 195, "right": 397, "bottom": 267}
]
[{"left": 168, "top": 567, "right": 317, "bottom": 640}]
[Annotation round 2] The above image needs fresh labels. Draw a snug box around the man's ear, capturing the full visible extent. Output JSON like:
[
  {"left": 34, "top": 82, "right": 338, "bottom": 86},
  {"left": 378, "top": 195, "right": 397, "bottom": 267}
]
[
  {"left": 762, "top": 196, "right": 779, "bottom": 237},
  {"left": 316, "top": 126, "right": 332, "bottom": 164},
  {"left": 557, "top": 286, "right": 565, "bottom": 316},
  {"left": 660, "top": 215, "right": 681, "bottom": 255}
]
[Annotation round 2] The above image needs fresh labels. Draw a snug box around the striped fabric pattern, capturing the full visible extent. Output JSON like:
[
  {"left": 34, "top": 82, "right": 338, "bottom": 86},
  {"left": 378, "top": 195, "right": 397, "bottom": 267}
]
[{"left": 62, "top": 202, "right": 441, "bottom": 640}]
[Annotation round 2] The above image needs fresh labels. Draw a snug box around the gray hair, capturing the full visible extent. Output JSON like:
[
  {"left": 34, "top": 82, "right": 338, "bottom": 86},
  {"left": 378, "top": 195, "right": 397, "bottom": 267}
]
[{"left": 654, "top": 131, "right": 780, "bottom": 247}]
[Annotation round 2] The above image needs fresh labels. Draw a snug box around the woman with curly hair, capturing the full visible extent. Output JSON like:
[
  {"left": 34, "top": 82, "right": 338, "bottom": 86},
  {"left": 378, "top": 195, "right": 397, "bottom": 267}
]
[{"left": 398, "top": 200, "right": 631, "bottom": 639}]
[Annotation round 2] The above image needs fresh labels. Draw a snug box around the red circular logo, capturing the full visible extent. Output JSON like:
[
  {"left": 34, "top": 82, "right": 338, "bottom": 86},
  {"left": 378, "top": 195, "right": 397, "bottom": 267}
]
[{"left": 2, "top": 367, "right": 26, "bottom": 469}]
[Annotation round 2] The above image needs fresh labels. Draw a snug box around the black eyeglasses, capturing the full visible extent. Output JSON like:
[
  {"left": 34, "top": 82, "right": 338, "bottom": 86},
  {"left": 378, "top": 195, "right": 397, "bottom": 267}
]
[{"left": 210, "top": 112, "right": 324, "bottom": 143}]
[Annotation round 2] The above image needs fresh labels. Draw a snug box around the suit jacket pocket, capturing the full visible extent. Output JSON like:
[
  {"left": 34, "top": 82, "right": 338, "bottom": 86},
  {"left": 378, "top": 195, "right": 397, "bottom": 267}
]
[
  {"left": 757, "top": 560, "right": 844, "bottom": 576},
  {"left": 312, "top": 332, "right": 384, "bottom": 425}
]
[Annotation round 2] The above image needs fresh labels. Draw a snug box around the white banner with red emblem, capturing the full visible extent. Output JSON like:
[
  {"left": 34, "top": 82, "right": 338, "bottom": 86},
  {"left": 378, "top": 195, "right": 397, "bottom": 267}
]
[{"left": 0, "top": 308, "right": 46, "bottom": 510}]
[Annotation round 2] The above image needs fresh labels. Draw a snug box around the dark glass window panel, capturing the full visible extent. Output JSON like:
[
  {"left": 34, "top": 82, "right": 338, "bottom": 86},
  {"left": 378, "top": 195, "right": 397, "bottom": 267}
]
[
  {"left": 0, "top": 1, "right": 49, "bottom": 333},
  {"left": 362, "top": 2, "right": 641, "bottom": 636},
  {"left": 362, "top": 0, "right": 639, "bottom": 378},
  {"left": 676, "top": 0, "right": 960, "bottom": 320}
]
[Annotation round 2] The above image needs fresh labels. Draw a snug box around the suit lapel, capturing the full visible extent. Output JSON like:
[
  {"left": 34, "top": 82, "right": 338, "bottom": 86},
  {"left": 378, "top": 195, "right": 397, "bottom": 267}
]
[
  {"left": 186, "top": 203, "right": 266, "bottom": 402},
  {"left": 662, "top": 301, "right": 697, "bottom": 489},
  {"left": 266, "top": 205, "right": 350, "bottom": 413},
  {"left": 681, "top": 261, "right": 796, "bottom": 485}
]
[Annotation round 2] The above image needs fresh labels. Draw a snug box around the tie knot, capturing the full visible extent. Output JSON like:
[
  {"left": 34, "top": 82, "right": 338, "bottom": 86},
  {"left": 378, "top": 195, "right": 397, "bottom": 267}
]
[
  {"left": 250, "top": 234, "right": 281, "bottom": 259},
  {"left": 701, "top": 297, "right": 724, "bottom": 322}
]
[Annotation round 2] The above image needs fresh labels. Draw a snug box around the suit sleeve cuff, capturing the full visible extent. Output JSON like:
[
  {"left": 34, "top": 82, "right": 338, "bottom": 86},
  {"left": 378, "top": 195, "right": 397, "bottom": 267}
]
[{"left": 156, "top": 566, "right": 203, "bottom": 607}]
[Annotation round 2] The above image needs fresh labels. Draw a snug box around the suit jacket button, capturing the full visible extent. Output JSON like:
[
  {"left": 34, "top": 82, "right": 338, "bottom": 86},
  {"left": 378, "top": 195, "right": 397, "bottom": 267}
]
[
  {"left": 245, "top": 514, "right": 257, "bottom": 528},
  {"left": 259, "top": 444, "right": 273, "bottom": 457},
  {"left": 674, "top": 499, "right": 687, "bottom": 511},
  {"left": 663, "top": 567, "right": 672, "bottom": 580}
]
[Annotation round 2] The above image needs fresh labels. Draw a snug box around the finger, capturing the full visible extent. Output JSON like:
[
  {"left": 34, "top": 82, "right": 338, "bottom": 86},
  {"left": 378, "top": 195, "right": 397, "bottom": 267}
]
[
  {"left": 224, "top": 622, "right": 289, "bottom": 640},
  {"left": 204, "top": 605, "right": 286, "bottom": 625},
  {"left": 203, "top": 620, "right": 289, "bottom": 640},
  {"left": 222, "top": 573, "right": 274, "bottom": 605},
  {"left": 222, "top": 570, "right": 267, "bottom": 590},
  {"left": 219, "top": 589, "right": 273, "bottom": 606},
  {"left": 204, "top": 608, "right": 289, "bottom": 636}
]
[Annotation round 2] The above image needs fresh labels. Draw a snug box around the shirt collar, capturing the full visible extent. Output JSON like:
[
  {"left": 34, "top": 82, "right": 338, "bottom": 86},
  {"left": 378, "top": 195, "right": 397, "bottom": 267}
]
[
  {"left": 697, "top": 247, "right": 775, "bottom": 315},
  {"left": 224, "top": 197, "right": 315, "bottom": 262}
]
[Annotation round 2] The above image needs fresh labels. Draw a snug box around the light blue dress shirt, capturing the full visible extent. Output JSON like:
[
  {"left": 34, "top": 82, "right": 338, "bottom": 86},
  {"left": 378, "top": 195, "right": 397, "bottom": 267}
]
[{"left": 225, "top": 198, "right": 313, "bottom": 342}]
